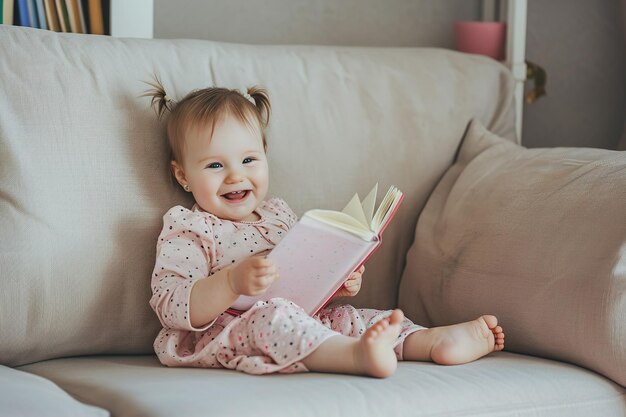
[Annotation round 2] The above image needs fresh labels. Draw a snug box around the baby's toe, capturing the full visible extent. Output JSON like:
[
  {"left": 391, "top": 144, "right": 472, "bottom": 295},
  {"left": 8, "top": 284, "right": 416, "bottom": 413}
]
[{"left": 482, "top": 315, "right": 498, "bottom": 329}]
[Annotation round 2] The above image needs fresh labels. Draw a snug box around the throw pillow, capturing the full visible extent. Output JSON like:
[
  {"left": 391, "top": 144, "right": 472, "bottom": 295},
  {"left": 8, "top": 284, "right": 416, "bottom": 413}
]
[{"left": 399, "top": 119, "right": 626, "bottom": 386}]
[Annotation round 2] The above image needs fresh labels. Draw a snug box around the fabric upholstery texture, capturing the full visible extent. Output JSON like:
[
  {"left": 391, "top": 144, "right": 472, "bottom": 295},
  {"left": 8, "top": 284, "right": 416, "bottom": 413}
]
[
  {"left": 17, "top": 353, "right": 626, "bottom": 417},
  {"left": 0, "top": 365, "right": 108, "bottom": 417},
  {"left": 399, "top": 119, "right": 626, "bottom": 387},
  {"left": 0, "top": 26, "right": 515, "bottom": 366}
]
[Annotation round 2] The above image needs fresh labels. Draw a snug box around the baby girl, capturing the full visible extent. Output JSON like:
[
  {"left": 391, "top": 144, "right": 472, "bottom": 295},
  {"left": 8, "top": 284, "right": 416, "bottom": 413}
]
[{"left": 146, "top": 80, "right": 504, "bottom": 377}]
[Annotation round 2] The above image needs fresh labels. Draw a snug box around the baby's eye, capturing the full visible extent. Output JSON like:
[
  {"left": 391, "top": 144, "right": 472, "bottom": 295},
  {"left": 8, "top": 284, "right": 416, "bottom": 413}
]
[
  {"left": 205, "top": 162, "right": 222, "bottom": 169},
  {"left": 243, "top": 157, "right": 255, "bottom": 164}
]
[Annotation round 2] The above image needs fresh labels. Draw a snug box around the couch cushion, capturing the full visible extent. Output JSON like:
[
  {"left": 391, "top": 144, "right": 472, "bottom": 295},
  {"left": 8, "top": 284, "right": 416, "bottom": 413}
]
[
  {"left": 0, "top": 365, "right": 108, "bottom": 417},
  {"left": 0, "top": 25, "right": 515, "bottom": 366},
  {"left": 18, "top": 353, "right": 626, "bottom": 417},
  {"left": 399, "top": 119, "right": 626, "bottom": 386}
]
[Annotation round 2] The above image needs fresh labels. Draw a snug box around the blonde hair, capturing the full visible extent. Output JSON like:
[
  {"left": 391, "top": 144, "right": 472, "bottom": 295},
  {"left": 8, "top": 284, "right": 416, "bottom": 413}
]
[{"left": 143, "top": 75, "right": 271, "bottom": 166}]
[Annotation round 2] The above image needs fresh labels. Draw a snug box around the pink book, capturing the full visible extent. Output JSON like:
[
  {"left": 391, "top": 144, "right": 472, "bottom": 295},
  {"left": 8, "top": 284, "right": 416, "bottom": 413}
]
[{"left": 227, "top": 184, "right": 404, "bottom": 316}]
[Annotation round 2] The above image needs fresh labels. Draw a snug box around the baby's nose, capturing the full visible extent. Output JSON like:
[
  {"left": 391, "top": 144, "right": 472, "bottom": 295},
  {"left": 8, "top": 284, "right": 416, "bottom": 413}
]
[{"left": 225, "top": 170, "right": 245, "bottom": 183}]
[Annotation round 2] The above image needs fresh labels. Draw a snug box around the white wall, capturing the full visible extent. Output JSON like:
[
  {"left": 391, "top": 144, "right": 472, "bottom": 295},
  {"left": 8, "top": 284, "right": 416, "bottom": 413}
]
[
  {"left": 154, "top": 0, "right": 626, "bottom": 149},
  {"left": 155, "top": 0, "right": 479, "bottom": 47},
  {"left": 522, "top": 0, "right": 625, "bottom": 149}
]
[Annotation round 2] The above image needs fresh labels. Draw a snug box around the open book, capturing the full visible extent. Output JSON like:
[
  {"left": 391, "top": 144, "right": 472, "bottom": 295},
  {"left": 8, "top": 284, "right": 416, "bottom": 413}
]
[{"left": 227, "top": 184, "right": 404, "bottom": 316}]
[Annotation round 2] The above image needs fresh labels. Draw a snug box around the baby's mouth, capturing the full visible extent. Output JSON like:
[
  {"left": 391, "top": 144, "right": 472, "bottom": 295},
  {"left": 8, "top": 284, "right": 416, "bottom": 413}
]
[{"left": 221, "top": 190, "right": 250, "bottom": 201}]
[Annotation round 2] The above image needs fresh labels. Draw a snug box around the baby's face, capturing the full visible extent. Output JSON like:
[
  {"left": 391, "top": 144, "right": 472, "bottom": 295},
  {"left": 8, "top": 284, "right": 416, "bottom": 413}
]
[{"left": 177, "top": 114, "right": 269, "bottom": 222}]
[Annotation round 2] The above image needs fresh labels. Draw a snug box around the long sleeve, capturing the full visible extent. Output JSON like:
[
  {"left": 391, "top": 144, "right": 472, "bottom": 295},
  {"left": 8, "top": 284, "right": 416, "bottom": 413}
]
[{"left": 150, "top": 206, "right": 217, "bottom": 332}]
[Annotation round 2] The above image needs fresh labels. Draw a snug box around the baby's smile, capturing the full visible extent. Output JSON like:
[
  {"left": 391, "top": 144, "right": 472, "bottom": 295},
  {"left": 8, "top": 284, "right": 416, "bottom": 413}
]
[{"left": 222, "top": 190, "right": 251, "bottom": 202}]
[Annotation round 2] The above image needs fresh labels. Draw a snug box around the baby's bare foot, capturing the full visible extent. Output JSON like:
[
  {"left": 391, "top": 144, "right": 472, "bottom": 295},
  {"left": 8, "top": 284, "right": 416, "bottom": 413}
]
[
  {"left": 355, "top": 309, "right": 404, "bottom": 378},
  {"left": 430, "top": 315, "right": 505, "bottom": 365}
]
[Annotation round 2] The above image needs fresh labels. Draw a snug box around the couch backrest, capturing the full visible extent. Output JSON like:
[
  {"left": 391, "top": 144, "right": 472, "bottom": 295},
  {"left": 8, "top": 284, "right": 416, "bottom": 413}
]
[{"left": 0, "top": 26, "right": 515, "bottom": 366}]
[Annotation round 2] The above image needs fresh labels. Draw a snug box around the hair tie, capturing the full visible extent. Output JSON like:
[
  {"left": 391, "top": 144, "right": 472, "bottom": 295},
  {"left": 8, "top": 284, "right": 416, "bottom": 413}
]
[{"left": 242, "top": 91, "right": 255, "bottom": 105}]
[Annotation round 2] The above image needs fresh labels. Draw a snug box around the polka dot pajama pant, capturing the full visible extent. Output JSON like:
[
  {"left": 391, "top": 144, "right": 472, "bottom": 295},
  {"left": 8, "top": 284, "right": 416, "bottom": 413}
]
[{"left": 155, "top": 297, "right": 425, "bottom": 375}]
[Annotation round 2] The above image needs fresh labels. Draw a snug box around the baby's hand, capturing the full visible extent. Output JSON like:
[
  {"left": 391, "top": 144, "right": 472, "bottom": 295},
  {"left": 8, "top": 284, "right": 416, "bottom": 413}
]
[
  {"left": 228, "top": 257, "right": 278, "bottom": 296},
  {"left": 333, "top": 265, "right": 364, "bottom": 298}
]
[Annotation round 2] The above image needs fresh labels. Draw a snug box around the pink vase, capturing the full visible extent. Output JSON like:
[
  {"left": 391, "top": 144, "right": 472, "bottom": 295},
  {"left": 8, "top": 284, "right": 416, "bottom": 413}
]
[{"left": 454, "top": 21, "right": 506, "bottom": 61}]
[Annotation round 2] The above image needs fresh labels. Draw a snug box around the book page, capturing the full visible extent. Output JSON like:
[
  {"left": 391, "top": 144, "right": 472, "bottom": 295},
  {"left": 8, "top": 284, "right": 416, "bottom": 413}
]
[
  {"left": 304, "top": 210, "right": 376, "bottom": 241},
  {"left": 361, "top": 183, "right": 378, "bottom": 226},
  {"left": 340, "top": 193, "right": 369, "bottom": 229},
  {"left": 372, "top": 186, "right": 402, "bottom": 234},
  {"left": 303, "top": 184, "right": 400, "bottom": 240}
]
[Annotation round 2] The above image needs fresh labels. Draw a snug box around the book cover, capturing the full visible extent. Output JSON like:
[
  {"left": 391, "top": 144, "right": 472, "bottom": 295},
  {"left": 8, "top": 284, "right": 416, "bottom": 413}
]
[
  {"left": 227, "top": 184, "right": 404, "bottom": 316},
  {"left": 87, "top": 0, "right": 103, "bottom": 34},
  {"left": 64, "top": 0, "right": 82, "bottom": 32},
  {"left": 101, "top": 0, "right": 108, "bottom": 35},
  {"left": 1, "top": 0, "right": 15, "bottom": 25},
  {"left": 34, "top": 0, "right": 47, "bottom": 29},
  {"left": 54, "top": 0, "right": 68, "bottom": 31},
  {"left": 43, "top": 0, "right": 59, "bottom": 31},
  {"left": 7, "top": 0, "right": 16, "bottom": 25},
  {"left": 1, "top": 0, "right": 14, "bottom": 25},
  {"left": 17, "top": 0, "right": 30, "bottom": 26},
  {"left": 77, "top": 0, "right": 86, "bottom": 33},
  {"left": 26, "top": 0, "right": 38, "bottom": 27}
]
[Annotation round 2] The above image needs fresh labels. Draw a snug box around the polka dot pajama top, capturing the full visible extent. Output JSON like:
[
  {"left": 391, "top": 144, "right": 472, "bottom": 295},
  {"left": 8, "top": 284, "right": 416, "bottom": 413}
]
[{"left": 150, "top": 198, "right": 424, "bottom": 375}]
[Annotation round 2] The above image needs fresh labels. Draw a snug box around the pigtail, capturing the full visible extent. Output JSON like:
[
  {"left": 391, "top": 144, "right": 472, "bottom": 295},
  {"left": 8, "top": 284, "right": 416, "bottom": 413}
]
[
  {"left": 246, "top": 86, "right": 271, "bottom": 127},
  {"left": 142, "top": 74, "right": 175, "bottom": 120}
]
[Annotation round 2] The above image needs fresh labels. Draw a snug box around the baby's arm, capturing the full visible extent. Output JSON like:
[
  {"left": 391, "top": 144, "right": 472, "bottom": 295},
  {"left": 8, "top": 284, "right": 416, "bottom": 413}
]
[
  {"left": 189, "top": 257, "right": 278, "bottom": 327},
  {"left": 150, "top": 207, "right": 281, "bottom": 330},
  {"left": 188, "top": 268, "right": 238, "bottom": 328}
]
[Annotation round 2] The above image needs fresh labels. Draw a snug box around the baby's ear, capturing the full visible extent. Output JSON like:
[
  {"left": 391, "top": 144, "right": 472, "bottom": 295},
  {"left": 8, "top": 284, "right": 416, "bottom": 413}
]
[{"left": 170, "top": 160, "right": 187, "bottom": 189}]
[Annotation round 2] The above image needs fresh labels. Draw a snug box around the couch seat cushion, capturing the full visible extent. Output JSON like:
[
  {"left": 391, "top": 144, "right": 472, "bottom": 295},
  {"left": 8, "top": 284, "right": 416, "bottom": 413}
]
[
  {"left": 18, "top": 353, "right": 626, "bottom": 417},
  {"left": 0, "top": 365, "right": 108, "bottom": 417}
]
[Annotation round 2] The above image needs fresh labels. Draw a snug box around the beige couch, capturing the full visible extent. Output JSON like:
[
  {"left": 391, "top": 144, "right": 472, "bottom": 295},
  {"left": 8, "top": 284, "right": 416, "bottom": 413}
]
[{"left": 1, "top": 26, "right": 625, "bottom": 417}]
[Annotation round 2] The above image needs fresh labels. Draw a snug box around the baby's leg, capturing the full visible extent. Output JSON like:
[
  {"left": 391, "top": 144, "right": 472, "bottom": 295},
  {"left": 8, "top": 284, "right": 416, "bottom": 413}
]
[
  {"left": 316, "top": 304, "right": 425, "bottom": 360},
  {"left": 402, "top": 315, "right": 505, "bottom": 364},
  {"left": 302, "top": 309, "right": 404, "bottom": 378}
]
